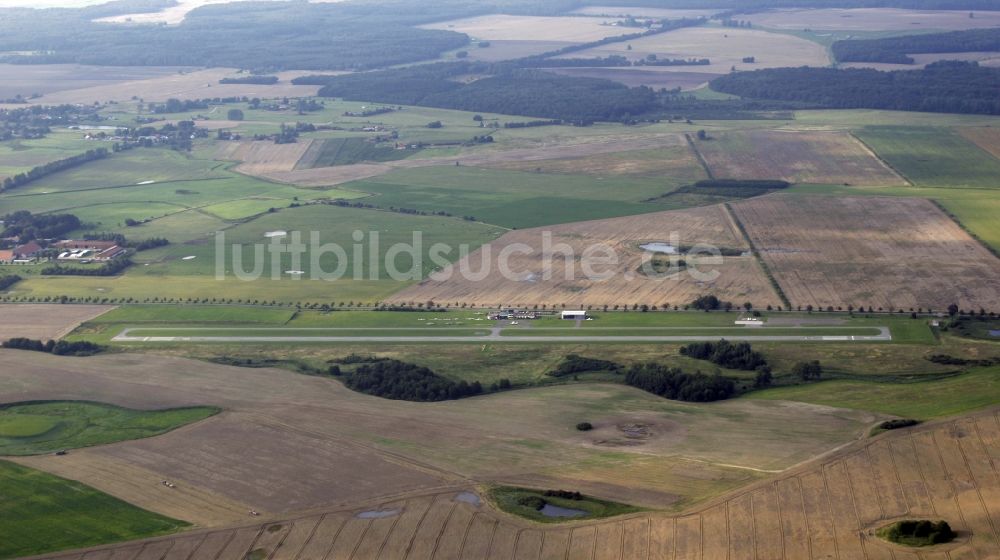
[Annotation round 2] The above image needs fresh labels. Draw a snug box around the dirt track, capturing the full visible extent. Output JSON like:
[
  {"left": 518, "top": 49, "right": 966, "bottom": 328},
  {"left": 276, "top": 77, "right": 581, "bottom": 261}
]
[{"left": 25, "top": 407, "right": 1000, "bottom": 560}]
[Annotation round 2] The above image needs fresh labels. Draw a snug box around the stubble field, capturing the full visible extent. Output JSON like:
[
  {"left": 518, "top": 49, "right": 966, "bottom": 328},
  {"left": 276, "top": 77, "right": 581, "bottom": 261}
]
[
  {"left": 419, "top": 15, "right": 629, "bottom": 42},
  {"left": 390, "top": 204, "right": 782, "bottom": 308},
  {"left": 27, "top": 407, "right": 1000, "bottom": 560},
  {"left": 731, "top": 194, "right": 1000, "bottom": 311},
  {"left": 0, "top": 349, "right": 881, "bottom": 531},
  {"left": 0, "top": 304, "right": 112, "bottom": 342},
  {"left": 745, "top": 7, "right": 1000, "bottom": 31},
  {"left": 555, "top": 27, "right": 831, "bottom": 75},
  {"left": 692, "top": 129, "right": 906, "bottom": 185}
]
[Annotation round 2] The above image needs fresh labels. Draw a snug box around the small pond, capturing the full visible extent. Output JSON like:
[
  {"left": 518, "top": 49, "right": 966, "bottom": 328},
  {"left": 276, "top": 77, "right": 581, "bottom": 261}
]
[
  {"left": 455, "top": 491, "right": 481, "bottom": 506},
  {"left": 639, "top": 242, "right": 678, "bottom": 254},
  {"left": 356, "top": 509, "right": 400, "bottom": 519},
  {"left": 539, "top": 504, "right": 587, "bottom": 518}
]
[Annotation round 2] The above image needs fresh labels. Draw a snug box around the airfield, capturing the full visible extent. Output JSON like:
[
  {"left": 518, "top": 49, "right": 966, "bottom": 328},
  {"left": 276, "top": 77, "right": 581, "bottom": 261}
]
[{"left": 1, "top": 3, "right": 1000, "bottom": 558}]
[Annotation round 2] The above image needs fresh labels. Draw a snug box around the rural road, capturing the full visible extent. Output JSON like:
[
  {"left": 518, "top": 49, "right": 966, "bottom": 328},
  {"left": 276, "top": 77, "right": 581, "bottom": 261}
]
[{"left": 113, "top": 327, "right": 892, "bottom": 343}]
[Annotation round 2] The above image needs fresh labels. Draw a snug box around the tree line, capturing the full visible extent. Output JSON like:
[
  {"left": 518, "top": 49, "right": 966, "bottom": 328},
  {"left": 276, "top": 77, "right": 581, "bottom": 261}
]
[
  {"left": 833, "top": 28, "right": 1000, "bottom": 64},
  {"left": 1, "top": 337, "right": 104, "bottom": 356},
  {"left": 41, "top": 257, "right": 132, "bottom": 277},
  {"left": 219, "top": 75, "right": 279, "bottom": 85},
  {"left": 0, "top": 275, "right": 21, "bottom": 291},
  {"left": 710, "top": 61, "right": 1000, "bottom": 116},
  {"left": 1, "top": 149, "right": 108, "bottom": 192}
]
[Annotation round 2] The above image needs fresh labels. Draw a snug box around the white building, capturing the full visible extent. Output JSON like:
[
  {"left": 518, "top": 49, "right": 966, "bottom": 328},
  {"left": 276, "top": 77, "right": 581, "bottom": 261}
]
[{"left": 561, "top": 310, "right": 587, "bottom": 320}]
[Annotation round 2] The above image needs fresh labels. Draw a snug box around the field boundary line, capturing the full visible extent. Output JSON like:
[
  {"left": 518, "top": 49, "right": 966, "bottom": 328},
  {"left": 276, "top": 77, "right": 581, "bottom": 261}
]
[
  {"left": 723, "top": 203, "right": 792, "bottom": 309},
  {"left": 684, "top": 133, "right": 714, "bottom": 180},
  {"left": 929, "top": 199, "right": 1000, "bottom": 260},
  {"left": 847, "top": 131, "right": 912, "bottom": 187}
]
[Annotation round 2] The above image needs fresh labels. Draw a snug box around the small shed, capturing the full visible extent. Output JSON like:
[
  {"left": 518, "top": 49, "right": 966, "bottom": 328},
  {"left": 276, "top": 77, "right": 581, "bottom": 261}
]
[{"left": 561, "top": 310, "right": 587, "bottom": 320}]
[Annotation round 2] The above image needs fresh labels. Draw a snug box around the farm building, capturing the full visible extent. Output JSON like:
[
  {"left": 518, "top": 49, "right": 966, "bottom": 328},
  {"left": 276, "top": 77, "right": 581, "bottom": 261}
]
[
  {"left": 735, "top": 317, "right": 764, "bottom": 327},
  {"left": 4, "top": 241, "right": 45, "bottom": 262},
  {"left": 53, "top": 240, "right": 127, "bottom": 262},
  {"left": 561, "top": 310, "right": 587, "bottom": 320}
]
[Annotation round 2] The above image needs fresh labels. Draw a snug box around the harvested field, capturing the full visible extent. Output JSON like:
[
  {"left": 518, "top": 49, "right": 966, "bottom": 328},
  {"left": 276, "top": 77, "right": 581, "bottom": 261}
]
[
  {"left": 692, "top": 129, "right": 906, "bottom": 185},
  {"left": 958, "top": 126, "right": 1000, "bottom": 161},
  {"left": 215, "top": 139, "right": 313, "bottom": 175},
  {"left": 34, "top": 407, "right": 1000, "bottom": 559},
  {"left": 0, "top": 350, "right": 877, "bottom": 528},
  {"left": 0, "top": 64, "right": 192, "bottom": 100},
  {"left": 731, "top": 194, "right": 1000, "bottom": 311},
  {"left": 555, "top": 27, "right": 830, "bottom": 74},
  {"left": 545, "top": 67, "right": 720, "bottom": 90},
  {"left": 0, "top": 304, "right": 112, "bottom": 342},
  {"left": 389, "top": 204, "right": 782, "bottom": 308},
  {"left": 262, "top": 133, "right": 690, "bottom": 186},
  {"left": 420, "top": 15, "right": 630, "bottom": 42},
  {"left": 480, "top": 143, "right": 702, "bottom": 179},
  {"left": 28, "top": 68, "right": 320, "bottom": 105},
  {"left": 746, "top": 7, "right": 1000, "bottom": 31}
]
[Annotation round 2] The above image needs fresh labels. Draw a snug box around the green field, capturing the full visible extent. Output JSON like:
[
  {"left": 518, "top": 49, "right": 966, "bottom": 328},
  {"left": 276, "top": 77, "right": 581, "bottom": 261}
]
[
  {"left": 487, "top": 485, "right": 642, "bottom": 523},
  {"left": 129, "top": 203, "right": 507, "bottom": 279},
  {"left": 854, "top": 126, "right": 1000, "bottom": 189},
  {"left": 745, "top": 366, "right": 1000, "bottom": 419},
  {"left": 0, "top": 460, "right": 187, "bottom": 559},
  {"left": 297, "top": 137, "right": 414, "bottom": 168},
  {"left": 0, "top": 401, "right": 219, "bottom": 456},
  {"left": 345, "top": 166, "right": 680, "bottom": 228}
]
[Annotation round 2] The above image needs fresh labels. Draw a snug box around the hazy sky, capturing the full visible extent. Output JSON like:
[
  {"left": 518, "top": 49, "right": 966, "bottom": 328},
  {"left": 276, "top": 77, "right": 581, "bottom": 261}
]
[{"left": 0, "top": 0, "right": 109, "bottom": 6}]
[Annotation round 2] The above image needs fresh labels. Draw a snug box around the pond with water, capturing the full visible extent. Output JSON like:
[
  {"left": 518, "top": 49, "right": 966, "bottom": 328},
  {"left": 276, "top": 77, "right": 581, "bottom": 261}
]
[{"left": 540, "top": 504, "right": 588, "bottom": 518}]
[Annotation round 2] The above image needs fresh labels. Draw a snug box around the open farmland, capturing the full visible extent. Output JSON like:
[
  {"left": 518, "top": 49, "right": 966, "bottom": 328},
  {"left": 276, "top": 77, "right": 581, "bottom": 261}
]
[
  {"left": 555, "top": 26, "right": 830, "bottom": 75},
  {"left": 0, "top": 64, "right": 192, "bottom": 101},
  {"left": 0, "top": 130, "right": 97, "bottom": 183},
  {"left": 745, "top": 7, "right": 1000, "bottom": 31},
  {"left": 731, "top": 194, "right": 1000, "bottom": 311},
  {"left": 855, "top": 126, "right": 1000, "bottom": 189},
  {"left": 257, "top": 132, "right": 696, "bottom": 189},
  {"left": 0, "top": 304, "right": 111, "bottom": 342},
  {"left": 390, "top": 204, "right": 782, "bottom": 308},
  {"left": 26, "top": 406, "right": 1000, "bottom": 560},
  {"left": 419, "top": 15, "right": 629, "bottom": 42},
  {"left": 958, "top": 126, "right": 1000, "bottom": 161},
  {"left": 0, "top": 349, "right": 882, "bottom": 529},
  {"left": 0, "top": 460, "right": 188, "bottom": 559},
  {"left": 25, "top": 68, "right": 321, "bottom": 105},
  {"left": 215, "top": 139, "right": 314, "bottom": 176},
  {"left": 692, "top": 129, "right": 906, "bottom": 185}
]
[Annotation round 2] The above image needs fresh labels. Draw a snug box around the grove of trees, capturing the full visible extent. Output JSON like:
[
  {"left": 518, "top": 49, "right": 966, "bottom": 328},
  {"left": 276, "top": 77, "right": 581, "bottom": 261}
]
[{"left": 624, "top": 363, "right": 736, "bottom": 402}]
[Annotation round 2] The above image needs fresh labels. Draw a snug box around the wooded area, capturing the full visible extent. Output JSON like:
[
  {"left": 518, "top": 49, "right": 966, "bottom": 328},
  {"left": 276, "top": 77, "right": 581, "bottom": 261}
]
[{"left": 711, "top": 61, "right": 1000, "bottom": 115}]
